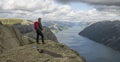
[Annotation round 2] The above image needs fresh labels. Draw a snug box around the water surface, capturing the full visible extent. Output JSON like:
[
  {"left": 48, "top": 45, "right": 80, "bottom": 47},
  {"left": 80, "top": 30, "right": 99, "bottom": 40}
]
[{"left": 56, "top": 26, "right": 120, "bottom": 62}]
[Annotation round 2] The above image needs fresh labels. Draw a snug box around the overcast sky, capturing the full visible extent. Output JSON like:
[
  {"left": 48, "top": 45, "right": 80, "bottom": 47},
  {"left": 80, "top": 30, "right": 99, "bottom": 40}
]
[{"left": 0, "top": 0, "right": 120, "bottom": 22}]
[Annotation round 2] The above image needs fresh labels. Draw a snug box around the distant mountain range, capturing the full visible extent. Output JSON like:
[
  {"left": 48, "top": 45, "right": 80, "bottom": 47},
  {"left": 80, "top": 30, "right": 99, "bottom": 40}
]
[
  {"left": 79, "top": 20, "right": 120, "bottom": 51},
  {"left": 43, "top": 21, "right": 78, "bottom": 33}
]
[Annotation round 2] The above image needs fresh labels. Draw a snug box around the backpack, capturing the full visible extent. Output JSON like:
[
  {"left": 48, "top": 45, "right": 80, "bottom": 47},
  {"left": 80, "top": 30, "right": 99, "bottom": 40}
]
[{"left": 34, "top": 21, "right": 38, "bottom": 30}]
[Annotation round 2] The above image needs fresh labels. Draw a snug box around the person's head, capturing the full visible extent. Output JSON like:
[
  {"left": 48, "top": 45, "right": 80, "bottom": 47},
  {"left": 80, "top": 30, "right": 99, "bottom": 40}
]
[{"left": 38, "top": 18, "right": 42, "bottom": 23}]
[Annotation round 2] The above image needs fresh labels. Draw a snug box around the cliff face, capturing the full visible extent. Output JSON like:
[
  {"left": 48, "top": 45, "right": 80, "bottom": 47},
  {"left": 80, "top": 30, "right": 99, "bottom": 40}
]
[
  {"left": 13, "top": 23, "right": 34, "bottom": 34},
  {"left": 79, "top": 21, "right": 120, "bottom": 51},
  {"left": 0, "top": 23, "right": 30, "bottom": 54}
]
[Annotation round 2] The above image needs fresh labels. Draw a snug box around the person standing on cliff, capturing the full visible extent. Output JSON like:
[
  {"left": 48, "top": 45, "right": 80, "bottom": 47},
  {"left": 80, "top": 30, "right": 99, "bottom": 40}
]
[{"left": 34, "top": 18, "right": 45, "bottom": 44}]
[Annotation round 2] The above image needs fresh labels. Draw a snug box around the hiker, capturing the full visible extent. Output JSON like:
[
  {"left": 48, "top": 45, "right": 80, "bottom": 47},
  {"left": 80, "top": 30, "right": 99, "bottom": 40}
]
[{"left": 34, "top": 18, "right": 45, "bottom": 44}]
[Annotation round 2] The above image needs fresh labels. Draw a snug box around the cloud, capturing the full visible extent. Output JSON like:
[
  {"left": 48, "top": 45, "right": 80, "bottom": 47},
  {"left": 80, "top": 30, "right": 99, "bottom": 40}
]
[
  {"left": 55, "top": 0, "right": 120, "bottom": 6},
  {"left": 0, "top": 0, "right": 55, "bottom": 11},
  {"left": 54, "top": 0, "right": 120, "bottom": 13},
  {"left": 55, "top": 0, "right": 120, "bottom": 21},
  {"left": 95, "top": 5, "right": 120, "bottom": 13},
  {"left": 0, "top": 0, "right": 80, "bottom": 21},
  {"left": 0, "top": 0, "right": 59, "bottom": 20},
  {"left": 0, "top": 0, "right": 120, "bottom": 22}
]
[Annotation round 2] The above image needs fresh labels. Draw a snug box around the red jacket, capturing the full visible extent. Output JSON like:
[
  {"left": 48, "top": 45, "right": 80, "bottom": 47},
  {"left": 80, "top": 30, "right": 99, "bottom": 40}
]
[{"left": 34, "top": 21, "right": 39, "bottom": 30}]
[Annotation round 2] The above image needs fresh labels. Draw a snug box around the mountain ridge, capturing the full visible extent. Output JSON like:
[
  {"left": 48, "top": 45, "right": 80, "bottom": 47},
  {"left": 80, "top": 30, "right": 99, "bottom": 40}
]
[{"left": 79, "top": 21, "right": 120, "bottom": 51}]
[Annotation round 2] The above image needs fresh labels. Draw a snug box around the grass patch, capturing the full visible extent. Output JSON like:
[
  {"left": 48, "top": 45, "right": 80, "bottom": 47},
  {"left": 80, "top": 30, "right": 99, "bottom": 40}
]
[{"left": 0, "top": 18, "right": 24, "bottom": 25}]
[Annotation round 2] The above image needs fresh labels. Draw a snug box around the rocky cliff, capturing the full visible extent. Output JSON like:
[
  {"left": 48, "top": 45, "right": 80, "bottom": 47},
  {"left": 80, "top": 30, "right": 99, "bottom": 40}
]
[
  {"left": 79, "top": 21, "right": 120, "bottom": 51},
  {"left": 13, "top": 23, "right": 34, "bottom": 34},
  {"left": 0, "top": 22, "right": 30, "bottom": 54},
  {"left": 0, "top": 19, "right": 58, "bottom": 54}
]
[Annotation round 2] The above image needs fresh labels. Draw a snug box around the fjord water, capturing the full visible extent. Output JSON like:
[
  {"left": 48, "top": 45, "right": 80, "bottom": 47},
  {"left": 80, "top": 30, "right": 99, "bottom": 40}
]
[{"left": 55, "top": 26, "right": 120, "bottom": 62}]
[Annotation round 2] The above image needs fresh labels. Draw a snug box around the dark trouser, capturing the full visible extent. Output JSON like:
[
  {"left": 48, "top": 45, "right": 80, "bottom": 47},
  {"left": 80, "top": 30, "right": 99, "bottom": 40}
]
[{"left": 36, "top": 30, "right": 44, "bottom": 44}]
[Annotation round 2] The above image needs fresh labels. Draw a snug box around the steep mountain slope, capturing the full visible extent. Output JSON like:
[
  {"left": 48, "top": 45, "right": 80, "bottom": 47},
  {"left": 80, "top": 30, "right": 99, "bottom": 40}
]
[{"left": 79, "top": 21, "right": 120, "bottom": 51}]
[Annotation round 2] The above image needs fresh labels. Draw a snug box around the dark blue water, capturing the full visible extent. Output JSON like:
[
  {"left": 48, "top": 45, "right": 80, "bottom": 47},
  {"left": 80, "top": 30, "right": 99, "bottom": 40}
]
[{"left": 55, "top": 26, "right": 120, "bottom": 62}]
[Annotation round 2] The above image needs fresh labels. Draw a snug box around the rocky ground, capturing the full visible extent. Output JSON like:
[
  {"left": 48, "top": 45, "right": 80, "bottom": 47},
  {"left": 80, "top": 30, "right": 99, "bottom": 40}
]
[{"left": 0, "top": 40, "right": 85, "bottom": 62}]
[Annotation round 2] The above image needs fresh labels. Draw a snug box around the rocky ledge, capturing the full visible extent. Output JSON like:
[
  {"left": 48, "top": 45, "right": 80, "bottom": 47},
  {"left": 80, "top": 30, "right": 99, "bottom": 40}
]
[{"left": 0, "top": 40, "right": 85, "bottom": 62}]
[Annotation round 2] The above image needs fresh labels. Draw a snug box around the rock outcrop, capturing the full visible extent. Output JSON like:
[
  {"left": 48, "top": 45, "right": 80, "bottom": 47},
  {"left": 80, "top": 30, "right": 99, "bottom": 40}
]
[
  {"left": 13, "top": 23, "right": 34, "bottom": 34},
  {"left": 0, "top": 24, "right": 30, "bottom": 54},
  {"left": 79, "top": 21, "right": 120, "bottom": 51}
]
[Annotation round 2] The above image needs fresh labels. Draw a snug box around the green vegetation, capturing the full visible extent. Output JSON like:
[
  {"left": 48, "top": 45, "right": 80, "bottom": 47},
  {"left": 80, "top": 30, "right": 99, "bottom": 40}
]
[{"left": 0, "top": 18, "right": 24, "bottom": 25}]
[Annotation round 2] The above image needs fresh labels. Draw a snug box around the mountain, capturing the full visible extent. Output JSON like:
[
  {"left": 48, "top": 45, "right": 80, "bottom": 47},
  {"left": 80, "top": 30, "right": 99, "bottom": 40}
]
[
  {"left": 79, "top": 20, "right": 120, "bottom": 51},
  {"left": 43, "top": 21, "right": 79, "bottom": 33}
]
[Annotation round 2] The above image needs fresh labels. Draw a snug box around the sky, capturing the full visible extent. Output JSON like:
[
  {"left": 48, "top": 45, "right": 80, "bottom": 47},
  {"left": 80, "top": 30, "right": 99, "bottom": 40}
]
[
  {"left": 0, "top": 0, "right": 120, "bottom": 22},
  {"left": 69, "top": 2, "right": 94, "bottom": 11}
]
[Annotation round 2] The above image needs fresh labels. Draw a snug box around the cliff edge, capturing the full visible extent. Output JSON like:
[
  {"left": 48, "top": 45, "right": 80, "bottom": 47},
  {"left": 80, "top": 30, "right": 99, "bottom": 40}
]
[{"left": 0, "top": 40, "right": 85, "bottom": 62}]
